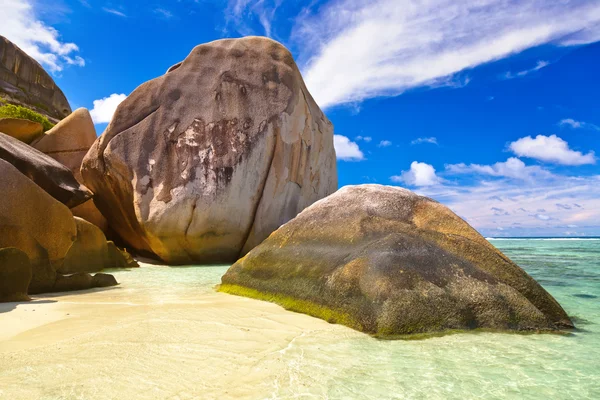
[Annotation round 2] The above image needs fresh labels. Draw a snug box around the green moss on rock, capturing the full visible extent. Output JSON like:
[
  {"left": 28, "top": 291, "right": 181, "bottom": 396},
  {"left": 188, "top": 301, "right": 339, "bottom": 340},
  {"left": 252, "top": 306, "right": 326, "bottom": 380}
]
[
  {"left": 219, "top": 283, "right": 362, "bottom": 331},
  {"left": 0, "top": 104, "right": 54, "bottom": 132}
]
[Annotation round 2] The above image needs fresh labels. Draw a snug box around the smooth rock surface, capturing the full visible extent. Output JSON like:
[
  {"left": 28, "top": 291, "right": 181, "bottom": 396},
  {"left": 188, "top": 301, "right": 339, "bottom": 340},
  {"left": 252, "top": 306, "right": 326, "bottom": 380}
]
[
  {"left": 0, "top": 247, "right": 31, "bottom": 302},
  {"left": 31, "top": 108, "right": 108, "bottom": 230},
  {"left": 82, "top": 36, "right": 337, "bottom": 264},
  {"left": 221, "top": 184, "right": 574, "bottom": 337},
  {"left": 0, "top": 159, "right": 76, "bottom": 270},
  {"left": 60, "top": 217, "right": 109, "bottom": 274},
  {"left": 0, "top": 132, "right": 92, "bottom": 208},
  {"left": 0, "top": 118, "right": 43, "bottom": 144},
  {"left": 0, "top": 35, "right": 71, "bottom": 121}
]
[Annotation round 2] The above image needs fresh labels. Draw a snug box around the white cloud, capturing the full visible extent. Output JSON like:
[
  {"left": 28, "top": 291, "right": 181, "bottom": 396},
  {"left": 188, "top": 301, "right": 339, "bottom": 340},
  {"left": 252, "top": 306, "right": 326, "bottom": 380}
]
[
  {"left": 502, "top": 60, "right": 550, "bottom": 79},
  {"left": 378, "top": 140, "right": 392, "bottom": 147},
  {"left": 446, "top": 157, "right": 552, "bottom": 181},
  {"left": 355, "top": 136, "right": 372, "bottom": 142},
  {"left": 334, "top": 135, "right": 364, "bottom": 161},
  {"left": 509, "top": 134, "right": 596, "bottom": 165},
  {"left": 414, "top": 174, "right": 600, "bottom": 237},
  {"left": 224, "top": 0, "right": 278, "bottom": 37},
  {"left": 391, "top": 161, "right": 441, "bottom": 187},
  {"left": 560, "top": 118, "right": 600, "bottom": 131},
  {"left": 0, "top": 0, "right": 84, "bottom": 72},
  {"left": 103, "top": 8, "right": 127, "bottom": 17},
  {"left": 294, "top": 0, "right": 600, "bottom": 109},
  {"left": 154, "top": 8, "right": 173, "bottom": 19},
  {"left": 411, "top": 137, "right": 438, "bottom": 145},
  {"left": 90, "top": 93, "right": 127, "bottom": 124}
]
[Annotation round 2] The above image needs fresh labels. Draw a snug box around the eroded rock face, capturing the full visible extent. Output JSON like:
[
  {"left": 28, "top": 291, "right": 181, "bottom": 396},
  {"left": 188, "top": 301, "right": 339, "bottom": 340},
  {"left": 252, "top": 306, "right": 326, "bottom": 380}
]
[
  {"left": 0, "top": 35, "right": 71, "bottom": 121},
  {"left": 82, "top": 37, "right": 337, "bottom": 264},
  {"left": 0, "top": 132, "right": 92, "bottom": 208},
  {"left": 221, "top": 184, "right": 573, "bottom": 337}
]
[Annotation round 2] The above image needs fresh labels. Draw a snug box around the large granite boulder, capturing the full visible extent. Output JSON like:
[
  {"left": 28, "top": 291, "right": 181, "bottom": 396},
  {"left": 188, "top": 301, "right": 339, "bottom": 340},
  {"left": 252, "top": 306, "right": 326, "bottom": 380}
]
[
  {"left": 0, "top": 248, "right": 32, "bottom": 302},
  {"left": 0, "top": 118, "right": 43, "bottom": 144},
  {"left": 221, "top": 185, "right": 573, "bottom": 337},
  {"left": 0, "top": 35, "right": 71, "bottom": 121},
  {"left": 0, "top": 131, "right": 92, "bottom": 208},
  {"left": 0, "top": 158, "right": 77, "bottom": 269},
  {"left": 32, "top": 108, "right": 108, "bottom": 231},
  {"left": 82, "top": 37, "right": 337, "bottom": 264},
  {"left": 0, "top": 159, "right": 119, "bottom": 298}
]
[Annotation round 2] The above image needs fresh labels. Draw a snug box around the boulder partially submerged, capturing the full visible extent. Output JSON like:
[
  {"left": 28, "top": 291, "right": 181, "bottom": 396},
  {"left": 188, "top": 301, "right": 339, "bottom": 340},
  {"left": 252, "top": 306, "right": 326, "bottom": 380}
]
[
  {"left": 221, "top": 185, "right": 573, "bottom": 337},
  {"left": 82, "top": 36, "right": 337, "bottom": 264}
]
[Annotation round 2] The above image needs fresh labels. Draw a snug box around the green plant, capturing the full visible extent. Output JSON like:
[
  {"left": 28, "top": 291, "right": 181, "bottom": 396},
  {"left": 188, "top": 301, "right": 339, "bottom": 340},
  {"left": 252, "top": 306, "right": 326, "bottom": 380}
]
[{"left": 0, "top": 104, "right": 54, "bottom": 131}]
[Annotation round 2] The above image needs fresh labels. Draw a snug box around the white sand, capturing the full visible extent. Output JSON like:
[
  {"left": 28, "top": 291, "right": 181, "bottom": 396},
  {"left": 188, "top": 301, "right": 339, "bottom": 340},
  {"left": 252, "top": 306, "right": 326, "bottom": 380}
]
[{"left": 0, "top": 265, "right": 355, "bottom": 399}]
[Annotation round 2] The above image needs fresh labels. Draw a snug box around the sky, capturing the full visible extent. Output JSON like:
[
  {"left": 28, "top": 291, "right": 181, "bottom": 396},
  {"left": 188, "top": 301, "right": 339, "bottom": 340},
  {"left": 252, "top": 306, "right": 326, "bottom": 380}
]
[{"left": 1, "top": 0, "right": 599, "bottom": 237}]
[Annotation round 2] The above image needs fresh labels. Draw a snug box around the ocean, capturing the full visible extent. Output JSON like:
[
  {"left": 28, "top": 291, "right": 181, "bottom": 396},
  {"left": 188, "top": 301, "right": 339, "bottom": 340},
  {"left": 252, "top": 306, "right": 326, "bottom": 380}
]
[{"left": 0, "top": 238, "right": 598, "bottom": 399}]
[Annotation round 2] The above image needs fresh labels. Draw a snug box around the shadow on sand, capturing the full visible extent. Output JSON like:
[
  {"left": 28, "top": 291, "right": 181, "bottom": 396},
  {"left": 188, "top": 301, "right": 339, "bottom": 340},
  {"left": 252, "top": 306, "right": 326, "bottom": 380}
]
[{"left": 0, "top": 299, "right": 57, "bottom": 314}]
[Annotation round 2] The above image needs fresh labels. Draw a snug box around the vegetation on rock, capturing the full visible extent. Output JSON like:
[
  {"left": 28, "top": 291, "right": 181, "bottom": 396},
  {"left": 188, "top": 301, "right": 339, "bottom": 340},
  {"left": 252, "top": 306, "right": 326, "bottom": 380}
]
[{"left": 0, "top": 103, "right": 54, "bottom": 132}]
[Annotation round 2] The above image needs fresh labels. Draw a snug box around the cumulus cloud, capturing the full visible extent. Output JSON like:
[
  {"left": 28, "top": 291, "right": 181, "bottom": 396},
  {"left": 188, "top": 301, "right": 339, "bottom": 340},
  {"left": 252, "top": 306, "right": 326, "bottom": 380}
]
[
  {"left": 559, "top": 118, "right": 600, "bottom": 131},
  {"left": 334, "top": 135, "right": 364, "bottom": 161},
  {"left": 446, "top": 157, "right": 552, "bottom": 180},
  {"left": 90, "top": 93, "right": 127, "bottom": 124},
  {"left": 378, "top": 140, "right": 392, "bottom": 147},
  {"left": 509, "top": 135, "right": 596, "bottom": 165},
  {"left": 294, "top": 0, "right": 600, "bottom": 109},
  {"left": 502, "top": 60, "right": 550, "bottom": 79},
  {"left": 391, "top": 161, "right": 441, "bottom": 187},
  {"left": 0, "top": 0, "right": 84, "bottom": 72},
  {"left": 355, "top": 136, "right": 372, "bottom": 142},
  {"left": 411, "top": 137, "right": 438, "bottom": 145}
]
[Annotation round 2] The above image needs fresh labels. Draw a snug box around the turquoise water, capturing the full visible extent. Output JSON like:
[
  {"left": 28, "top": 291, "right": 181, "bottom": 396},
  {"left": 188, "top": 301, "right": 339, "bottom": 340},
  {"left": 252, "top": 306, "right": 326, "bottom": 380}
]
[
  {"left": 126, "top": 239, "right": 600, "bottom": 399},
  {"left": 251, "top": 238, "right": 600, "bottom": 399},
  {"left": 2, "top": 239, "right": 599, "bottom": 399}
]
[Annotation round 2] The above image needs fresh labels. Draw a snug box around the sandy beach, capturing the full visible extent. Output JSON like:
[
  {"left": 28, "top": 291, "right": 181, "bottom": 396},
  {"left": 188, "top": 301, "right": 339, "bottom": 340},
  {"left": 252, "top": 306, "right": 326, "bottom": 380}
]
[
  {"left": 0, "top": 263, "right": 353, "bottom": 400},
  {"left": 2, "top": 244, "right": 600, "bottom": 400}
]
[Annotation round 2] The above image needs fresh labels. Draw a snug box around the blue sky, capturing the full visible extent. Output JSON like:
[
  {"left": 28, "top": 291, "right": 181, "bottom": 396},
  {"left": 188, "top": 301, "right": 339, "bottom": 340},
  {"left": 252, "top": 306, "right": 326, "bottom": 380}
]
[{"left": 2, "top": 0, "right": 600, "bottom": 237}]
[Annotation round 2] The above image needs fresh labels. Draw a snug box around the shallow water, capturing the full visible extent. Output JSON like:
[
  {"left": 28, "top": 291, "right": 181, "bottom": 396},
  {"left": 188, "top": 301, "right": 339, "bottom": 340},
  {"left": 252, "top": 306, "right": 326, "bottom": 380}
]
[{"left": 1, "top": 239, "right": 599, "bottom": 399}]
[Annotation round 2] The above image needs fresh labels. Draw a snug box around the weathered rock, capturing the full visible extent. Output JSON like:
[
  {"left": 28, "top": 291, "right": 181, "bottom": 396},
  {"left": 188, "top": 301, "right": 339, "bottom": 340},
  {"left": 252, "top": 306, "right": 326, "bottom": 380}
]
[
  {"left": 0, "top": 131, "right": 92, "bottom": 208},
  {"left": 0, "top": 225, "right": 56, "bottom": 294},
  {"left": 60, "top": 217, "right": 109, "bottom": 274},
  {"left": 0, "top": 160, "right": 121, "bottom": 296},
  {"left": 53, "top": 272, "right": 118, "bottom": 292},
  {"left": 32, "top": 108, "right": 96, "bottom": 179},
  {"left": 0, "top": 159, "right": 76, "bottom": 270},
  {"left": 0, "top": 118, "right": 43, "bottom": 144},
  {"left": 92, "top": 273, "right": 119, "bottom": 287},
  {"left": 0, "top": 35, "right": 72, "bottom": 121},
  {"left": 31, "top": 108, "right": 108, "bottom": 231},
  {"left": 0, "top": 247, "right": 32, "bottom": 302},
  {"left": 107, "top": 241, "right": 139, "bottom": 269},
  {"left": 221, "top": 184, "right": 573, "bottom": 337},
  {"left": 82, "top": 36, "right": 337, "bottom": 264}
]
